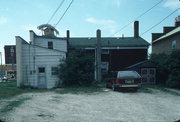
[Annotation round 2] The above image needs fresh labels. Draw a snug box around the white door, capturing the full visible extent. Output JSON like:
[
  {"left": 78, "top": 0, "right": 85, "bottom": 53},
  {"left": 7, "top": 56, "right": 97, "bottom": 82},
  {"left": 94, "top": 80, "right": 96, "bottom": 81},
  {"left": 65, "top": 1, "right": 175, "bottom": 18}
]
[
  {"left": 38, "top": 67, "right": 46, "bottom": 88},
  {"left": 141, "top": 68, "right": 156, "bottom": 83}
]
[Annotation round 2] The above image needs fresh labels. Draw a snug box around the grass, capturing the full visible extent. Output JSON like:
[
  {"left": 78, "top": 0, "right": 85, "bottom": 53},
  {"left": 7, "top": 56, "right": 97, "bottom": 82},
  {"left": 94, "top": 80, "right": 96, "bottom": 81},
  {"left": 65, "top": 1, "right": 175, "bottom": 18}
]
[
  {"left": 140, "top": 84, "right": 180, "bottom": 96},
  {"left": 0, "top": 81, "right": 106, "bottom": 100},
  {"left": 55, "top": 83, "right": 106, "bottom": 94},
  {"left": 0, "top": 97, "right": 31, "bottom": 114},
  {"left": 0, "top": 82, "right": 51, "bottom": 100}
]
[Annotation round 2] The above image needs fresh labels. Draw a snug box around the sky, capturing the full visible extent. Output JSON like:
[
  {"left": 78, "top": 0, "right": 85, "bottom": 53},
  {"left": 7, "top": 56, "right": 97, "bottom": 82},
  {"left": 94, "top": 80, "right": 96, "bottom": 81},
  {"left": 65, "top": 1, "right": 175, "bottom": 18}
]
[{"left": 0, "top": 0, "right": 180, "bottom": 64}]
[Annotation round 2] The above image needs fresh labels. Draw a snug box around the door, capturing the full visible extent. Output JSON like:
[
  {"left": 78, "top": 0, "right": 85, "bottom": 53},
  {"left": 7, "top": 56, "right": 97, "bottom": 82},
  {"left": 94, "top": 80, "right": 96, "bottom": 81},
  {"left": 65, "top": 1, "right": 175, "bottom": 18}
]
[
  {"left": 38, "top": 67, "right": 46, "bottom": 88},
  {"left": 141, "top": 68, "right": 156, "bottom": 83}
]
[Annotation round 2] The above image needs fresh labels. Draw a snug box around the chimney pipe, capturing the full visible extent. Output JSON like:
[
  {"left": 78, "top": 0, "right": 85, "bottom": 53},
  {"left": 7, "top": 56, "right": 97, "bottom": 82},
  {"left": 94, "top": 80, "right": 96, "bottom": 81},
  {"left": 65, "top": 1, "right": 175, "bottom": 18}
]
[
  {"left": 134, "top": 21, "right": 139, "bottom": 38},
  {"left": 66, "top": 30, "right": 70, "bottom": 47},
  {"left": 67, "top": 30, "right": 70, "bottom": 39}
]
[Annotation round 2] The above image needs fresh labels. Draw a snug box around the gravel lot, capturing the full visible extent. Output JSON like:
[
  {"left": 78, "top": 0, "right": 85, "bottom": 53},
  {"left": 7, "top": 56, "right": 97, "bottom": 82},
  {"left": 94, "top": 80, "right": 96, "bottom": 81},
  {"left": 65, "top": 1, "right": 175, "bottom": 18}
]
[{"left": 0, "top": 88, "right": 180, "bottom": 122}]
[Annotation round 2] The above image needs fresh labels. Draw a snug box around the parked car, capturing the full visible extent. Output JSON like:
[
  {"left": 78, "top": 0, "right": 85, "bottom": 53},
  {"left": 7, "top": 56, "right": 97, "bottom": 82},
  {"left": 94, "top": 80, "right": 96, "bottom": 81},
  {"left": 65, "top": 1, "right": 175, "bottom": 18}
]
[
  {"left": 106, "top": 71, "right": 142, "bottom": 91},
  {"left": 2, "top": 76, "right": 8, "bottom": 82}
]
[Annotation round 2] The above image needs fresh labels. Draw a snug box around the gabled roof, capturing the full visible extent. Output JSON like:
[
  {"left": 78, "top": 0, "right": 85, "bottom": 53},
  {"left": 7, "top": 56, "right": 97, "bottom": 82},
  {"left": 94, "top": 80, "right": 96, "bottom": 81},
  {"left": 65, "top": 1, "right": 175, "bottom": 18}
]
[
  {"left": 125, "top": 60, "right": 156, "bottom": 69},
  {"left": 69, "top": 37, "right": 150, "bottom": 47},
  {"left": 153, "top": 26, "right": 180, "bottom": 43}
]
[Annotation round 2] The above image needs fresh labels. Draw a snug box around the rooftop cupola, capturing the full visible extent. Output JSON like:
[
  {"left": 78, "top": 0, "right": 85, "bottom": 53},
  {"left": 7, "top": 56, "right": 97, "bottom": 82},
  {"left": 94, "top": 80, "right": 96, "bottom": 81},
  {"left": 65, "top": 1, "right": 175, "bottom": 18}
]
[{"left": 37, "top": 24, "right": 59, "bottom": 37}]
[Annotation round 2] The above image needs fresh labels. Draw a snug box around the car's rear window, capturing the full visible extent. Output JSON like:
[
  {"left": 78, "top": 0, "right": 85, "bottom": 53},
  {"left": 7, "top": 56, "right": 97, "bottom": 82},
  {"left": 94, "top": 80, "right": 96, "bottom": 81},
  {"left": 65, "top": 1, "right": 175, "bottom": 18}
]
[{"left": 117, "top": 71, "right": 141, "bottom": 79}]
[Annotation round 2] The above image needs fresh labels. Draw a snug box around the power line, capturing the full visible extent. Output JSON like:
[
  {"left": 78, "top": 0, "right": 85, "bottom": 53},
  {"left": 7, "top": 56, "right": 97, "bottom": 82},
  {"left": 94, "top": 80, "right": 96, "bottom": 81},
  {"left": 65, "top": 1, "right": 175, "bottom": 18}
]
[
  {"left": 47, "top": 0, "right": 65, "bottom": 24},
  {"left": 54, "top": 0, "right": 74, "bottom": 27},
  {"left": 112, "top": 0, "right": 164, "bottom": 36},
  {"left": 140, "top": 7, "right": 180, "bottom": 36}
]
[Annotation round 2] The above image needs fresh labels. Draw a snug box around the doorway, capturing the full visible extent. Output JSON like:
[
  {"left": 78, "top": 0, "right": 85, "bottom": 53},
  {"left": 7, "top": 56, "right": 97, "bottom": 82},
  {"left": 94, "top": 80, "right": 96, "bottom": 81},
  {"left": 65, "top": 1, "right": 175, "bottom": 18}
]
[{"left": 38, "top": 67, "right": 46, "bottom": 88}]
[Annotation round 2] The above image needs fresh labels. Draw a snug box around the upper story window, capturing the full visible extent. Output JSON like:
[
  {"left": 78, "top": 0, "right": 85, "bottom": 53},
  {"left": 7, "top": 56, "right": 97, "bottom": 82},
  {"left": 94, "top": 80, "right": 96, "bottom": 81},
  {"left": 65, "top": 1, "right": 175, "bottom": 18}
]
[
  {"left": 172, "top": 40, "right": 176, "bottom": 49},
  {"left": 10, "top": 47, "right": 14, "bottom": 56},
  {"left": 48, "top": 42, "right": 53, "bottom": 49}
]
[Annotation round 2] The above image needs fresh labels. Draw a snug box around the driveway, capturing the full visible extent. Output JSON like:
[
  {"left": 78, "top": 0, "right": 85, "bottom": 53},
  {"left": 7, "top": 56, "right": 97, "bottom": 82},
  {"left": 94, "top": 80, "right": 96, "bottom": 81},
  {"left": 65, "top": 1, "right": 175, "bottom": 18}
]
[{"left": 0, "top": 88, "right": 180, "bottom": 122}]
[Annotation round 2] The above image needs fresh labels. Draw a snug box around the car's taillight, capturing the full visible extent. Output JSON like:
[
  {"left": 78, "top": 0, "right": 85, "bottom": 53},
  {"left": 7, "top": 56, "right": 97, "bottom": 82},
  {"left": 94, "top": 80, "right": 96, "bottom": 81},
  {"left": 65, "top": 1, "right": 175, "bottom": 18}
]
[{"left": 116, "top": 79, "right": 124, "bottom": 84}]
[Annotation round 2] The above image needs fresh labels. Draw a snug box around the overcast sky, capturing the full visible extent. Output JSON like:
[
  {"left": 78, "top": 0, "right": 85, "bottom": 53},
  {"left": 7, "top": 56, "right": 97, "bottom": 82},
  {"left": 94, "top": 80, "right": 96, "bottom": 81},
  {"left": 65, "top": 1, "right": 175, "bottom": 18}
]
[{"left": 0, "top": 0, "right": 180, "bottom": 64}]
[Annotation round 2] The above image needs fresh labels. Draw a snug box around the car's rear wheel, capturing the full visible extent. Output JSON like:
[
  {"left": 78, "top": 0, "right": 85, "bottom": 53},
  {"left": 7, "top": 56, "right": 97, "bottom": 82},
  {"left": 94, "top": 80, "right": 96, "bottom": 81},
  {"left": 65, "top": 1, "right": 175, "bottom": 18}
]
[{"left": 112, "top": 84, "right": 117, "bottom": 91}]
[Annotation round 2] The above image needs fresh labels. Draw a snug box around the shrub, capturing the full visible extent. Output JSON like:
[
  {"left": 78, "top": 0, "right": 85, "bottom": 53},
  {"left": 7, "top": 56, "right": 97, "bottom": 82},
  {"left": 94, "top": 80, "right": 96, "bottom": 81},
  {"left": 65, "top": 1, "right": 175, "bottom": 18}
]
[
  {"left": 150, "top": 49, "right": 180, "bottom": 88},
  {"left": 166, "top": 50, "right": 180, "bottom": 88},
  {"left": 58, "top": 49, "right": 94, "bottom": 87},
  {"left": 150, "top": 53, "right": 169, "bottom": 85}
]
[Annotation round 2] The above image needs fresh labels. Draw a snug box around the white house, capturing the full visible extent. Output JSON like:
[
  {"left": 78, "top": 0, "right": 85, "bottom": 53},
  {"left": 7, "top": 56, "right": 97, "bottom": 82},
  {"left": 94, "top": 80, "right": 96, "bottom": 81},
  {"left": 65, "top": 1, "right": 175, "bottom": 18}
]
[{"left": 16, "top": 24, "right": 67, "bottom": 88}]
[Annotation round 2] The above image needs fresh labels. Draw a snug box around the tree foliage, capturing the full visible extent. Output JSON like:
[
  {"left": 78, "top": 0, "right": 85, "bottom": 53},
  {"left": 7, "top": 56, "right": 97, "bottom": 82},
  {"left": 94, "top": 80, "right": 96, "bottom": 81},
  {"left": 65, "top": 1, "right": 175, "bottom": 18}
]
[
  {"left": 58, "top": 49, "right": 94, "bottom": 87},
  {"left": 150, "top": 49, "right": 180, "bottom": 88}
]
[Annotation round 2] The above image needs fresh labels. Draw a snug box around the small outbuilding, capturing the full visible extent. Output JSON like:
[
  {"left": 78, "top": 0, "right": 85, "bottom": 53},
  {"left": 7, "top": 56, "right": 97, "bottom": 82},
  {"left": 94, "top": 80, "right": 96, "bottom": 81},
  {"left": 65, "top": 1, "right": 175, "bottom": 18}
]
[{"left": 125, "top": 60, "right": 157, "bottom": 84}]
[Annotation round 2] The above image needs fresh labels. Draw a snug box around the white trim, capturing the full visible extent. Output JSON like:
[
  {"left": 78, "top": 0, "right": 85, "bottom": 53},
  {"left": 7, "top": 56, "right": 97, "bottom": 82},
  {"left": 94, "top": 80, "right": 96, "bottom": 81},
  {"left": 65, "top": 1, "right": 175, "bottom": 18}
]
[
  {"left": 121, "top": 84, "right": 139, "bottom": 87},
  {"left": 85, "top": 47, "right": 148, "bottom": 50}
]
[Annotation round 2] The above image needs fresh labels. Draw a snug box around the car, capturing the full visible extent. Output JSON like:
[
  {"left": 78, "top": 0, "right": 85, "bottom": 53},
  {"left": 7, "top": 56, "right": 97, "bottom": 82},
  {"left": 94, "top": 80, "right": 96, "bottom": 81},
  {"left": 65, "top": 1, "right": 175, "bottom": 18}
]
[
  {"left": 2, "top": 76, "right": 8, "bottom": 82},
  {"left": 106, "top": 71, "right": 142, "bottom": 91}
]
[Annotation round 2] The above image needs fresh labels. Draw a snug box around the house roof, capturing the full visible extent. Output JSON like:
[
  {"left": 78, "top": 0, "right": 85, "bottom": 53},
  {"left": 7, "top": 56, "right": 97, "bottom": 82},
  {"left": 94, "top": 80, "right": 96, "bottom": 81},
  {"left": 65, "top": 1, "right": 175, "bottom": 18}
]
[
  {"left": 125, "top": 60, "right": 157, "bottom": 69},
  {"left": 153, "top": 26, "right": 180, "bottom": 43},
  {"left": 69, "top": 37, "right": 150, "bottom": 47}
]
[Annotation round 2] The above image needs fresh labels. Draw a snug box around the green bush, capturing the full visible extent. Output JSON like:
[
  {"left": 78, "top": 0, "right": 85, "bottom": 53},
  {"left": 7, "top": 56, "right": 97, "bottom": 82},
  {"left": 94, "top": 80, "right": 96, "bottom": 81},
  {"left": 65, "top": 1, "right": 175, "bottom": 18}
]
[
  {"left": 58, "top": 49, "right": 94, "bottom": 87},
  {"left": 150, "top": 53, "right": 169, "bottom": 85},
  {"left": 150, "top": 49, "right": 180, "bottom": 88},
  {"left": 166, "top": 50, "right": 180, "bottom": 88}
]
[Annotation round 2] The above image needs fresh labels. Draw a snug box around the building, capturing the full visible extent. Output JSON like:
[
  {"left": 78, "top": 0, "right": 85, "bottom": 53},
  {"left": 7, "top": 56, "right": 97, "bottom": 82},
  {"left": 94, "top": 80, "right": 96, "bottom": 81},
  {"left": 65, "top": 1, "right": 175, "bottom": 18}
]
[
  {"left": 4, "top": 45, "right": 16, "bottom": 79},
  {"left": 125, "top": 60, "right": 156, "bottom": 84},
  {"left": 152, "top": 16, "right": 180, "bottom": 54},
  {"left": 16, "top": 21, "right": 150, "bottom": 88},
  {"left": 68, "top": 21, "right": 150, "bottom": 73},
  {"left": 16, "top": 24, "right": 67, "bottom": 88}
]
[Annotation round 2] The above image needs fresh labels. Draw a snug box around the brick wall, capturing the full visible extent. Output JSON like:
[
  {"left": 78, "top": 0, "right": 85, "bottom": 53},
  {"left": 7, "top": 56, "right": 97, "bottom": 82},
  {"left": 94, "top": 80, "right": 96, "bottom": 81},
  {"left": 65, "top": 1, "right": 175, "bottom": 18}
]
[{"left": 152, "top": 33, "right": 180, "bottom": 54}]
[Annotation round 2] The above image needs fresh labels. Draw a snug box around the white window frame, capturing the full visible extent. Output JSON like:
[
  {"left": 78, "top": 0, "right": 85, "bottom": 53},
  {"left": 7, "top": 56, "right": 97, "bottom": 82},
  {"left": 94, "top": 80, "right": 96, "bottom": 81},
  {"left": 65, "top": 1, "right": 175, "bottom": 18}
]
[{"left": 172, "top": 40, "right": 176, "bottom": 49}]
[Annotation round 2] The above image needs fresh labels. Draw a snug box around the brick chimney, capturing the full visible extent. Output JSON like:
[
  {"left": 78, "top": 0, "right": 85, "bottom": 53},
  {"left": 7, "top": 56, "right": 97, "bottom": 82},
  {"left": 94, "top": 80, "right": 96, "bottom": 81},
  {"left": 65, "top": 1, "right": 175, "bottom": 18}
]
[
  {"left": 175, "top": 16, "right": 180, "bottom": 27},
  {"left": 134, "top": 21, "right": 139, "bottom": 38}
]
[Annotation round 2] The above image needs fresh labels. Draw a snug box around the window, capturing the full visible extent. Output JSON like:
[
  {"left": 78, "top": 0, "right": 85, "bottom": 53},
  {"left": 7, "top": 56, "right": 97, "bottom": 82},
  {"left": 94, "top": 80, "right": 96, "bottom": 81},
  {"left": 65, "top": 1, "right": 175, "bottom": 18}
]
[
  {"left": 172, "top": 40, "right": 176, "bottom": 49},
  {"left": 48, "top": 42, "right": 53, "bottom": 49},
  {"left": 51, "top": 67, "right": 58, "bottom": 75},
  {"left": 39, "top": 67, "right": 45, "bottom": 73},
  {"left": 10, "top": 47, "right": 14, "bottom": 56}
]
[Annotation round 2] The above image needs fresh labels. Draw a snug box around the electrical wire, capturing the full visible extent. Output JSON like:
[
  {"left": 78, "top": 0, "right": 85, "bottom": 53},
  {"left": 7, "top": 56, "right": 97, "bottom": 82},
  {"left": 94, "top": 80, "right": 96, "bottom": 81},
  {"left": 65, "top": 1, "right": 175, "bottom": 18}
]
[
  {"left": 111, "top": 0, "right": 164, "bottom": 36},
  {"left": 54, "top": 0, "right": 74, "bottom": 27},
  {"left": 47, "top": 0, "right": 65, "bottom": 24},
  {"left": 140, "top": 7, "right": 180, "bottom": 36}
]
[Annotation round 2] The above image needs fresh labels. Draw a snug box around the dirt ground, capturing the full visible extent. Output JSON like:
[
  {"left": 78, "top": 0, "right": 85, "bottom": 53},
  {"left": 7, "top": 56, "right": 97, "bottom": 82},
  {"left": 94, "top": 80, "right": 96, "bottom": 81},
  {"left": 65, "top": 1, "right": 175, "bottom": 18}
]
[{"left": 0, "top": 88, "right": 180, "bottom": 122}]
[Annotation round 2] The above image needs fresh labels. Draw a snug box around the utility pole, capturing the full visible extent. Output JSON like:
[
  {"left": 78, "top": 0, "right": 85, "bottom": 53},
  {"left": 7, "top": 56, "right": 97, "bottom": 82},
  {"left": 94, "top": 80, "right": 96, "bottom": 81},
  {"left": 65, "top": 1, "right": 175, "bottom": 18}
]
[
  {"left": 0, "top": 52, "right": 2, "bottom": 78},
  {"left": 95, "top": 29, "right": 102, "bottom": 82}
]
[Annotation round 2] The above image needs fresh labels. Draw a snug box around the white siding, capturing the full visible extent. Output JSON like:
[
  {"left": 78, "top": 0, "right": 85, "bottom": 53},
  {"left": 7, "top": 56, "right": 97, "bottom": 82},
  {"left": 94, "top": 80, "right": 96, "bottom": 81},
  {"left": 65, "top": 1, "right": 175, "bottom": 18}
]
[
  {"left": 20, "top": 42, "right": 66, "bottom": 88},
  {"left": 17, "top": 31, "right": 67, "bottom": 88},
  {"left": 34, "top": 38, "right": 67, "bottom": 52}
]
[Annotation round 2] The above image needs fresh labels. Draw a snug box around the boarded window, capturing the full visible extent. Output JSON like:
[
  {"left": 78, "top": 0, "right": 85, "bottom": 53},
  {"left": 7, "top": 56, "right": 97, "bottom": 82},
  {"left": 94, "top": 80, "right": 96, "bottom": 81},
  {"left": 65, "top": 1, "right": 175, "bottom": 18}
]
[
  {"left": 51, "top": 67, "right": 58, "bottom": 75},
  {"left": 39, "top": 67, "right": 45, "bottom": 73},
  {"left": 48, "top": 42, "right": 53, "bottom": 49}
]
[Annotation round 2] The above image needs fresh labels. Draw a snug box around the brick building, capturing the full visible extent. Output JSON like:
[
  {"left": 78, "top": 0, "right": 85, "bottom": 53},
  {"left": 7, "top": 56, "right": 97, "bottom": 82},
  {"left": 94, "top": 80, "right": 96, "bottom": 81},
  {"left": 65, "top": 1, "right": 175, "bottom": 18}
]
[
  {"left": 152, "top": 16, "right": 180, "bottom": 54},
  {"left": 4, "top": 45, "right": 16, "bottom": 79}
]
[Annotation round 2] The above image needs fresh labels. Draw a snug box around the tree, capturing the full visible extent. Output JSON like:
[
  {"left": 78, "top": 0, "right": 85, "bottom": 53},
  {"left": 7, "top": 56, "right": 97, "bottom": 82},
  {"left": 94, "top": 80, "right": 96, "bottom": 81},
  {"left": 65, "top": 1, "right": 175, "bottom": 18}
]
[
  {"left": 58, "top": 49, "right": 94, "bottom": 87},
  {"left": 166, "top": 50, "right": 180, "bottom": 88},
  {"left": 150, "top": 53, "right": 169, "bottom": 85},
  {"left": 150, "top": 49, "right": 180, "bottom": 88}
]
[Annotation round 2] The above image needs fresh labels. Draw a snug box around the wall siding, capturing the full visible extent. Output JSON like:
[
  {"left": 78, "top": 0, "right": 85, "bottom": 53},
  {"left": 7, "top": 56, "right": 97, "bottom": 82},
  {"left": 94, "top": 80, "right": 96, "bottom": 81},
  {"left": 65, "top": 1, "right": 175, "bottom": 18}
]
[
  {"left": 20, "top": 40, "right": 66, "bottom": 88},
  {"left": 34, "top": 38, "right": 67, "bottom": 52}
]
